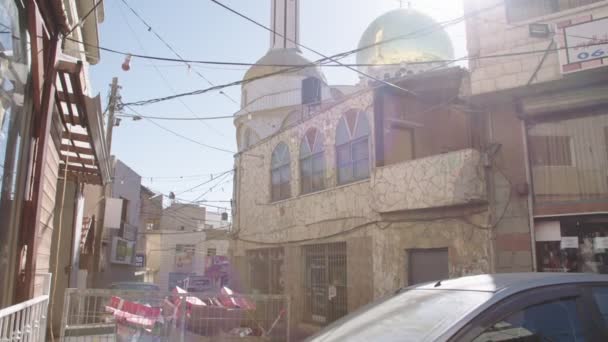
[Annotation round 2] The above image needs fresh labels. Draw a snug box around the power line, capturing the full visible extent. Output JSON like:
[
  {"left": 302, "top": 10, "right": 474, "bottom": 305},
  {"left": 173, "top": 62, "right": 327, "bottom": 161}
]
[
  {"left": 65, "top": 0, "right": 103, "bottom": 36},
  {"left": 117, "top": 113, "right": 234, "bottom": 121},
  {"left": 119, "top": 0, "right": 245, "bottom": 112},
  {"left": 163, "top": 173, "right": 234, "bottom": 217},
  {"left": 123, "top": 106, "right": 238, "bottom": 155},
  {"left": 62, "top": 36, "right": 460, "bottom": 68},
  {"left": 209, "top": 0, "right": 417, "bottom": 97},
  {"left": 114, "top": 0, "right": 227, "bottom": 138},
  {"left": 119, "top": 38, "right": 608, "bottom": 109},
  {"left": 173, "top": 169, "right": 234, "bottom": 196}
]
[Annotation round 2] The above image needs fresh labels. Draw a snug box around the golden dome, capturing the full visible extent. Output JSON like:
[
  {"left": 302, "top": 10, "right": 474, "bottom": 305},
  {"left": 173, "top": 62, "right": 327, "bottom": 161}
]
[
  {"left": 243, "top": 48, "right": 326, "bottom": 83},
  {"left": 357, "top": 9, "right": 454, "bottom": 66}
]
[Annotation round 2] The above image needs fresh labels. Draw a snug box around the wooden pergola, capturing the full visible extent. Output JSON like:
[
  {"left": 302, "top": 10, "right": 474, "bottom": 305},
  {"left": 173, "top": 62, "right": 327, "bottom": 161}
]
[{"left": 55, "top": 59, "right": 111, "bottom": 186}]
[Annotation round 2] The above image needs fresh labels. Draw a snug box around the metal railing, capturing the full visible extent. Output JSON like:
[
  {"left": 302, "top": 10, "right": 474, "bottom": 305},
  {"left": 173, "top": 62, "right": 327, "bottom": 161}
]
[
  {"left": 0, "top": 273, "right": 52, "bottom": 342},
  {"left": 60, "top": 288, "right": 290, "bottom": 342}
]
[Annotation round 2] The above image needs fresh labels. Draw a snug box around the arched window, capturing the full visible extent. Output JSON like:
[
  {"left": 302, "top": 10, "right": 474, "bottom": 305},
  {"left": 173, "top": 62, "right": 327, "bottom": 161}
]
[
  {"left": 300, "top": 128, "right": 325, "bottom": 194},
  {"left": 336, "top": 109, "right": 371, "bottom": 184},
  {"left": 271, "top": 142, "right": 291, "bottom": 201}
]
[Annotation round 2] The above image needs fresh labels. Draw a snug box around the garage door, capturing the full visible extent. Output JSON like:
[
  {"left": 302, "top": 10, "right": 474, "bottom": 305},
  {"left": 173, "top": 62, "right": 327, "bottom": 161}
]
[{"left": 408, "top": 248, "right": 449, "bottom": 285}]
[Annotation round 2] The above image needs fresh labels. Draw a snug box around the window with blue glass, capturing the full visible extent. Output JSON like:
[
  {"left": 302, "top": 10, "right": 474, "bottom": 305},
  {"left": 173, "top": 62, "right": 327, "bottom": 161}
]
[{"left": 336, "top": 109, "right": 370, "bottom": 185}]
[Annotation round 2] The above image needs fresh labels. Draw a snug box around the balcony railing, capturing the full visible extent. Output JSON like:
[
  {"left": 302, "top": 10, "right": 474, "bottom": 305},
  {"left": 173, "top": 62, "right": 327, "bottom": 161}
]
[
  {"left": 371, "top": 149, "right": 487, "bottom": 213},
  {"left": 0, "top": 273, "right": 51, "bottom": 341}
]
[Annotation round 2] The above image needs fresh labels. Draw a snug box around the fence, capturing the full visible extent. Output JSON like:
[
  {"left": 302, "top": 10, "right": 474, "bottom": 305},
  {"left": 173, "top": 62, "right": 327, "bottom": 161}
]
[
  {"left": 0, "top": 273, "right": 52, "bottom": 342},
  {"left": 60, "top": 288, "right": 290, "bottom": 342}
]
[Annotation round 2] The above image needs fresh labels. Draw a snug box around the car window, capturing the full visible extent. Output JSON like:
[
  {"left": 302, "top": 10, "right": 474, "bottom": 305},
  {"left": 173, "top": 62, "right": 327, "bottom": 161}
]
[
  {"left": 591, "top": 287, "right": 608, "bottom": 327},
  {"left": 473, "top": 298, "right": 586, "bottom": 342}
]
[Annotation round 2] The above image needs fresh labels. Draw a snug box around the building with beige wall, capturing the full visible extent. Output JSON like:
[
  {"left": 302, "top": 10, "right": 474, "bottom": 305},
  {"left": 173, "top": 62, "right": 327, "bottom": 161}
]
[
  {"left": 230, "top": 1, "right": 534, "bottom": 337},
  {"left": 465, "top": 0, "right": 608, "bottom": 274}
]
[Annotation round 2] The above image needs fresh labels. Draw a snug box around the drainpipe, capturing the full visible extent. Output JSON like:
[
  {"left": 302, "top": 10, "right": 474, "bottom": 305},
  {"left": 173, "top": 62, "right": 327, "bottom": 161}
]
[
  {"left": 486, "top": 110, "right": 496, "bottom": 274},
  {"left": 521, "top": 120, "right": 538, "bottom": 271}
]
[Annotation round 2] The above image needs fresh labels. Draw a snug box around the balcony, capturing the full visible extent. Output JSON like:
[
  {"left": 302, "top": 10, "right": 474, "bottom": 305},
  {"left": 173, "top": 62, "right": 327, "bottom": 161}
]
[{"left": 371, "top": 149, "right": 487, "bottom": 213}]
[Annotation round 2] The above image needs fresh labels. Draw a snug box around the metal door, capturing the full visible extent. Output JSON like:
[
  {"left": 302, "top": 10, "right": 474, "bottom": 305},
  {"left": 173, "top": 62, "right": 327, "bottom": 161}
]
[{"left": 408, "top": 248, "right": 449, "bottom": 285}]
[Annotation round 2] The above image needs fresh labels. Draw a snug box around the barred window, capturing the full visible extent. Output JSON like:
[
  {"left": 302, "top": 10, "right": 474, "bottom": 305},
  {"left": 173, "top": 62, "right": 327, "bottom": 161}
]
[
  {"left": 300, "top": 128, "right": 326, "bottom": 194},
  {"left": 271, "top": 142, "right": 291, "bottom": 201},
  {"left": 336, "top": 110, "right": 371, "bottom": 185}
]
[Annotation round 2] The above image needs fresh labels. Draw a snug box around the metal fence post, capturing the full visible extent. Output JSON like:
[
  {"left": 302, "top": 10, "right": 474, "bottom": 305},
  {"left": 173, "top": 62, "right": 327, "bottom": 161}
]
[
  {"left": 60, "top": 288, "right": 72, "bottom": 339},
  {"left": 180, "top": 294, "right": 186, "bottom": 342},
  {"left": 286, "top": 296, "right": 291, "bottom": 342}
]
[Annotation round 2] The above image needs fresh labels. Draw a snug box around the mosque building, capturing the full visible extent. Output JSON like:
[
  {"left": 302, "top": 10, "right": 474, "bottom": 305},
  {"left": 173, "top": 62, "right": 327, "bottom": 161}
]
[{"left": 230, "top": 0, "right": 533, "bottom": 334}]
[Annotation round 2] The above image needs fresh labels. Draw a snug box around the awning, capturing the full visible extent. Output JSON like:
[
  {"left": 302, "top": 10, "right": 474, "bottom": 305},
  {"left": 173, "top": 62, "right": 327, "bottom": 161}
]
[{"left": 55, "top": 59, "right": 111, "bottom": 185}]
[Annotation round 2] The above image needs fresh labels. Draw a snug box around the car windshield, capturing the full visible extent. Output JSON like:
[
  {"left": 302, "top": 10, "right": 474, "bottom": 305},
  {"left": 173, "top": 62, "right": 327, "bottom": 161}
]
[{"left": 308, "top": 288, "right": 493, "bottom": 342}]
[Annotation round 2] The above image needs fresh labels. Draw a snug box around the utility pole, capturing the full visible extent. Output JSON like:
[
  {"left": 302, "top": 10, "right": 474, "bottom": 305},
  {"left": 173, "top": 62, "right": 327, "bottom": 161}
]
[
  {"left": 106, "top": 77, "right": 119, "bottom": 151},
  {"left": 92, "top": 77, "right": 120, "bottom": 282}
]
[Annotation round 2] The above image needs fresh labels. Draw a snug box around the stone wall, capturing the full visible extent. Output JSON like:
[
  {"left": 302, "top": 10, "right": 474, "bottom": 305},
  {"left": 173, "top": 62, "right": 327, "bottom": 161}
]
[
  {"left": 372, "top": 149, "right": 487, "bottom": 213},
  {"left": 465, "top": 0, "right": 608, "bottom": 95}
]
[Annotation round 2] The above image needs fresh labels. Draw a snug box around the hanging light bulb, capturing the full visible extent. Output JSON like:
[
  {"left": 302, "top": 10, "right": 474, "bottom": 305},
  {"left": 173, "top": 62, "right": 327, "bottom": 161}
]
[{"left": 122, "top": 54, "right": 132, "bottom": 71}]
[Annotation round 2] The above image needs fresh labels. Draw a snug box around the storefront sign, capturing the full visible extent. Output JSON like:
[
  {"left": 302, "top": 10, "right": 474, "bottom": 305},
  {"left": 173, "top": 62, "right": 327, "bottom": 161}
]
[
  {"left": 561, "top": 236, "right": 579, "bottom": 249},
  {"left": 557, "top": 16, "right": 608, "bottom": 74},
  {"left": 535, "top": 221, "right": 561, "bottom": 241},
  {"left": 594, "top": 237, "right": 608, "bottom": 250},
  {"left": 168, "top": 272, "right": 195, "bottom": 290},
  {"left": 183, "top": 275, "right": 212, "bottom": 292}
]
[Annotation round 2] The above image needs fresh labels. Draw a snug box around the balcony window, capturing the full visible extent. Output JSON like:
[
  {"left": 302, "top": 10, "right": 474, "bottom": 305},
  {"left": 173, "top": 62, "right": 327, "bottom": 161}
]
[
  {"left": 528, "top": 113, "right": 608, "bottom": 207},
  {"left": 336, "top": 110, "right": 371, "bottom": 185},
  {"left": 506, "top": 0, "right": 604, "bottom": 22},
  {"left": 300, "top": 128, "right": 326, "bottom": 194},
  {"left": 271, "top": 142, "right": 291, "bottom": 201}
]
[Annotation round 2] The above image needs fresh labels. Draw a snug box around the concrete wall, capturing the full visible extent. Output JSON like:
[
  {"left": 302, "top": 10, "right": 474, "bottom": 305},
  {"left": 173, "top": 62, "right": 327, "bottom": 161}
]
[
  {"left": 465, "top": 0, "right": 608, "bottom": 95},
  {"left": 154, "top": 231, "right": 229, "bottom": 290},
  {"left": 160, "top": 203, "right": 206, "bottom": 231},
  {"left": 111, "top": 159, "right": 142, "bottom": 230},
  {"left": 484, "top": 102, "right": 534, "bottom": 273}
]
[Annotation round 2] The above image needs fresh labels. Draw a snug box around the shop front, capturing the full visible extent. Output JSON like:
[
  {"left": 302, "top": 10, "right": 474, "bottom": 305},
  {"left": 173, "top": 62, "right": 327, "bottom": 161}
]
[{"left": 536, "top": 215, "right": 608, "bottom": 274}]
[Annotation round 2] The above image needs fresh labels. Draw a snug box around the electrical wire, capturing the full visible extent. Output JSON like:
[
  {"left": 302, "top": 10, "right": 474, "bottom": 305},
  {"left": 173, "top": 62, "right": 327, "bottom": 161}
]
[
  {"left": 119, "top": 0, "right": 247, "bottom": 116},
  {"left": 173, "top": 169, "right": 234, "bottom": 196},
  {"left": 117, "top": 113, "right": 234, "bottom": 121},
  {"left": 123, "top": 106, "right": 238, "bottom": 155},
  {"left": 64, "top": 0, "right": 104, "bottom": 37},
  {"left": 114, "top": 0, "right": 227, "bottom": 138},
  {"left": 209, "top": 0, "right": 418, "bottom": 97},
  {"left": 119, "top": 37, "right": 608, "bottom": 109}
]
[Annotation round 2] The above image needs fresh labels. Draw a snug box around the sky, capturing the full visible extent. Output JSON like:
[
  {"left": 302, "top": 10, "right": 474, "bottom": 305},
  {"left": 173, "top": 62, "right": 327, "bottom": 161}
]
[{"left": 89, "top": 0, "right": 467, "bottom": 213}]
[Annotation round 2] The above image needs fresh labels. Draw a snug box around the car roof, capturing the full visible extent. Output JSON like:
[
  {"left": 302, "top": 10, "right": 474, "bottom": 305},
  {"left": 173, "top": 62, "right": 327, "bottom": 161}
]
[{"left": 415, "top": 272, "right": 608, "bottom": 293}]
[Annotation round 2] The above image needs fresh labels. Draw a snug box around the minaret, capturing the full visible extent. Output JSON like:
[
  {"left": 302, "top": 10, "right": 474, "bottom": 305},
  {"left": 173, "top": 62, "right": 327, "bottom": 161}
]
[{"left": 270, "top": 0, "right": 300, "bottom": 50}]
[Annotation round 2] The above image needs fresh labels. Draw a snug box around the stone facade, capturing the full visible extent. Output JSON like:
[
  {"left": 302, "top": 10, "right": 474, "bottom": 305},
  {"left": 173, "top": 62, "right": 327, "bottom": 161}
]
[
  {"left": 372, "top": 149, "right": 487, "bottom": 212},
  {"left": 230, "top": 79, "right": 526, "bottom": 333}
]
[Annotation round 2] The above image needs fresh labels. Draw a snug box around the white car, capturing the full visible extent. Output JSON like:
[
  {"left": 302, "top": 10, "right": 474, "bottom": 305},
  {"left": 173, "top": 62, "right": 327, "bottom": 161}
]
[{"left": 307, "top": 273, "right": 608, "bottom": 341}]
